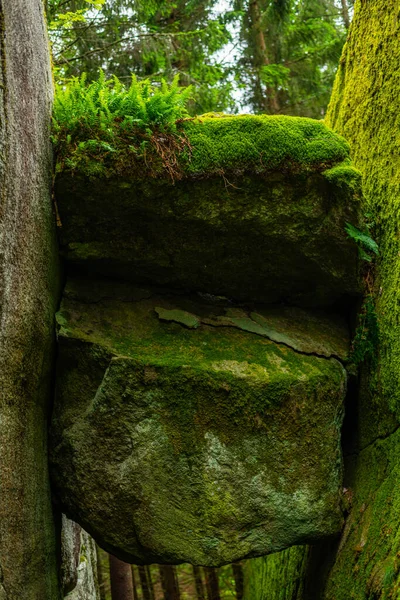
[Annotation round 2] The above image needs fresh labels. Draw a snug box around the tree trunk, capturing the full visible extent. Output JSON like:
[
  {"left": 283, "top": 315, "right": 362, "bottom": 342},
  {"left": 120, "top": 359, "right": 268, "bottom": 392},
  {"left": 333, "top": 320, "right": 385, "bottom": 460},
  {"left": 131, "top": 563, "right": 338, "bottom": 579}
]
[
  {"left": 146, "top": 566, "right": 155, "bottom": 600},
  {"left": 204, "top": 568, "right": 221, "bottom": 600},
  {"left": 193, "top": 566, "right": 205, "bottom": 600},
  {"left": 232, "top": 564, "right": 244, "bottom": 600},
  {"left": 340, "top": 0, "right": 350, "bottom": 29},
  {"left": 324, "top": 1, "right": 400, "bottom": 597},
  {"left": 131, "top": 566, "right": 139, "bottom": 600},
  {"left": 139, "top": 565, "right": 152, "bottom": 600},
  {"left": 109, "top": 554, "right": 134, "bottom": 600},
  {"left": 96, "top": 546, "right": 108, "bottom": 600},
  {"left": 159, "top": 565, "right": 181, "bottom": 600},
  {"left": 249, "top": 0, "right": 280, "bottom": 113},
  {"left": 0, "top": 0, "right": 60, "bottom": 598}
]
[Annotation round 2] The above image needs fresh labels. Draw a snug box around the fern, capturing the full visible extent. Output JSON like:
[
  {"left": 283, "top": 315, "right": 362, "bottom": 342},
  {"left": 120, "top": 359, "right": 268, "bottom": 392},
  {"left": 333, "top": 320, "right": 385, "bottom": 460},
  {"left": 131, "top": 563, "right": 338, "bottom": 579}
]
[
  {"left": 53, "top": 71, "right": 193, "bottom": 179},
  {"left": 53, "top": 71, "right": 192, "bottom": 143},
  {"left": 345, "top": 222, "right": 379, "bottom": 262}
]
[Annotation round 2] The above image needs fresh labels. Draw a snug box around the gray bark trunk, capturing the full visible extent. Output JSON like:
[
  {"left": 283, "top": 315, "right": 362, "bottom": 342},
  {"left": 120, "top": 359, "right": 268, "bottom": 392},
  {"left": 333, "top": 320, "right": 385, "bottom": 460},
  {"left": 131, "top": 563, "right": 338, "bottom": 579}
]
[
  {"left": 340, "top": 0, "right": 350, "bottom": 29},
  {"left": 0, "top": 1, "right": 60, "bottom": 598}
]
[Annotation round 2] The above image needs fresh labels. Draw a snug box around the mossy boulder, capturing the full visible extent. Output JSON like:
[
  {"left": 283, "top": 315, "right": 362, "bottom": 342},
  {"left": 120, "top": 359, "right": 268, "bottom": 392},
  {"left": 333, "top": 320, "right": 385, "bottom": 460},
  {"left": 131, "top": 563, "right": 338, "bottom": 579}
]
[
  {"left": 55, "top": 115, "right": 363, "bottom": 307},
  {"left": 50, "top": 278, "right": 349, "bottom": 566}
]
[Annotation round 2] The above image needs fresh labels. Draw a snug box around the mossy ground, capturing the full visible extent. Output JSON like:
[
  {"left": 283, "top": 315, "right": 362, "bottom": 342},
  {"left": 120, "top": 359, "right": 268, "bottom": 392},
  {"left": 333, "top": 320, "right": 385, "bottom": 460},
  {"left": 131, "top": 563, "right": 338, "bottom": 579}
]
[{"left": 54, "top": 112, "right": 352, "bottom": 181}]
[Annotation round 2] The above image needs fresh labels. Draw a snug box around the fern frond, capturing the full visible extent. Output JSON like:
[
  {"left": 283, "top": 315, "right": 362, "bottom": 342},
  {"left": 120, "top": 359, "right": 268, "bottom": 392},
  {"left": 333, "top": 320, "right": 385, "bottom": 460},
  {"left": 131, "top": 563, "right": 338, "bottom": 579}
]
[{"left": 345, "top": 222, "right": 379, "bottom": 260}]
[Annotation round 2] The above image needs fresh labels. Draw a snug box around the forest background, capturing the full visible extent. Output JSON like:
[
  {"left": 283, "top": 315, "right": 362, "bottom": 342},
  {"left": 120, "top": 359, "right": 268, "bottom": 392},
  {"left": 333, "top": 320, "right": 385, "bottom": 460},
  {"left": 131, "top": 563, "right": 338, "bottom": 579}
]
[{"left": 47, "top": 0, "right": 353, "bottom": 118}]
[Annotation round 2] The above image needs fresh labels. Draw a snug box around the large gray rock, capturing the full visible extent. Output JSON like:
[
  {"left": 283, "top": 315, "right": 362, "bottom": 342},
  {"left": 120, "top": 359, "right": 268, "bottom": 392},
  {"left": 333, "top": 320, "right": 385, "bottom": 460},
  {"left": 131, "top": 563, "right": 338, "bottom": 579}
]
[{"left": 51, "top": 278, "right": 349, "bottom": 567}]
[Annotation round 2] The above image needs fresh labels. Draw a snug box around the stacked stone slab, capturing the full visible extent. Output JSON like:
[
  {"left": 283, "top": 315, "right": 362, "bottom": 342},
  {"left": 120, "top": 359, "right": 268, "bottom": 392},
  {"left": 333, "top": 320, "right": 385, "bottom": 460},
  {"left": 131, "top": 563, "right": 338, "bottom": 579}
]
[{"left": 50, "top": 115, "right": 362, "bottom": 566}]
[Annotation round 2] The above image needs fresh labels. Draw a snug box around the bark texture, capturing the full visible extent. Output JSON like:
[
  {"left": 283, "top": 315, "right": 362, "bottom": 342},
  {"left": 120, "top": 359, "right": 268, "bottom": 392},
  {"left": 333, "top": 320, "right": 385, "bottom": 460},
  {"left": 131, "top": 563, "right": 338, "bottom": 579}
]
[
  {"left": 109, "top": 555, "right": 134, "bottom": 600},
  {"left": 139, "top": 566, "right": 152, "bottom": 600},
  {"left": 159, "top": 566, "right": 180, "bottom": 600},
  {"left": 232, "top": 564, "right": 244, "bottom": 600},
  {"left": 204, "top": 568, "right": 220, "bottom": 600},
  {"left": 193, "top": 566, "right": 205, "bottom": 600},
  {"left": 0, "top": 0, "right": 60, "bottom": 598}
]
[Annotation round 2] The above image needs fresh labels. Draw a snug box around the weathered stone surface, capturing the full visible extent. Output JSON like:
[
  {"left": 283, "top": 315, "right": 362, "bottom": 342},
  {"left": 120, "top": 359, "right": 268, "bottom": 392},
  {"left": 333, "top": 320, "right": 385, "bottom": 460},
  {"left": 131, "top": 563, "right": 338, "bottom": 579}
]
[
  {"left": 56, "top": 164, "right": 362, "bottom": 307},
  {"left": 51, "top": 278, "right": 348, "bottom": 566},
  {"left": 61, "top": 515, "right": 81, "bottom": 595},
  {"left": 61, "top": 517, "right": 100, "bottom": 600}
]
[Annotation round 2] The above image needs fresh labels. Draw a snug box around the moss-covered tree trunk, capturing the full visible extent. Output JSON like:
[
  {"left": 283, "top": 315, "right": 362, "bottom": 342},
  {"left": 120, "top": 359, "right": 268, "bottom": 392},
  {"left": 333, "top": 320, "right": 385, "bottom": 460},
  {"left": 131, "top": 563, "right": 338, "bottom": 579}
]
[
  {"left": 322, "top": 4, "right": 400, "bottom": 595},
  {"left": 0, "top": 0, "right": 60, "bottom": 598}
]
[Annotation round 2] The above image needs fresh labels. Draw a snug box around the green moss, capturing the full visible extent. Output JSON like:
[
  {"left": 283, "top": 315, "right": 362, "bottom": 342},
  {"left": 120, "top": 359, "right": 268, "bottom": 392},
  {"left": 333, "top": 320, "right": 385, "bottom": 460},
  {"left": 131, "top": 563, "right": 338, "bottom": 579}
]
[
  {"left": 250, "top": 2, "right": 400, "bottom": 598},
  {"left": 55, "top": 112, "right": 351, "bottom": 180},
  {"left": 323, "top": 428, "right": 400, "bottom": 599},
  {"left": 241, "top": 2, "right": 400, "bottom": 597},
  {"left": 56, "top": 161, "right": 363, "bottom": 307},
  {"left": 243, "top": 546, "right": 310, "bottom": 600},
  {"left": 50, "top": 279, "right": 348, "bottom": 565},
  {"left": 180, "top": 115, "right": 350, "bottom": 176},
  {"left": 326, "top": 0, "right": 400, "bottom": 417},
  {"left": 323, "top": 162, "right": 362, "bottom": 190},
  {"left": 56, "top": 282, "right": 346, "bottom": 439}
]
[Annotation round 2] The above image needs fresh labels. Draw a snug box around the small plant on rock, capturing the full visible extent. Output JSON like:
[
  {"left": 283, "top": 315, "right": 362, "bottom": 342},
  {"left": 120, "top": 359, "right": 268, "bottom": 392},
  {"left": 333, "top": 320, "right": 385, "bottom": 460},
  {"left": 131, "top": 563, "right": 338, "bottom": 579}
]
[
  {"left": 345, "top": 222, "right": 379, "bottom": 262},
  {"left": 52, "top": 71, "right": 193, "bottom": 180}
]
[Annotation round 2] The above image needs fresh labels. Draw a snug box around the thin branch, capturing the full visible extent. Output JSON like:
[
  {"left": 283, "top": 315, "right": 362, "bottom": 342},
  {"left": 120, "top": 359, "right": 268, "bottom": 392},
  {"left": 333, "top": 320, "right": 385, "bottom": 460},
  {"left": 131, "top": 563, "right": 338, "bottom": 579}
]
[
  {"left": 55, "top": 36, "right": 130, "bottom": 64},
  {"left": 59, "top": 21, "right": 95, "bottom": 53},
  {"left": 53, "top": 27, "right": 211, "bottom": 63}
]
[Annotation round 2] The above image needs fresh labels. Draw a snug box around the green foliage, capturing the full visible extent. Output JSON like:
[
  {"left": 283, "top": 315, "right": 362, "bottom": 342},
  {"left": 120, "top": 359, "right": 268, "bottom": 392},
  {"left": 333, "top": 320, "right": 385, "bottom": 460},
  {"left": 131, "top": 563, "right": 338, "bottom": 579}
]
[
  {"left": 48, "top": 0, "right": 105, "bottom": 30},
  {"left": 345, "top": 222, "right": 379, "bottom": 262},
  {"left": 232, "top": 0, "right": 348, "bottom": 116},
  {"left": 53, "top": 74, "right": 351, "bottom": 179},
  {"left": 349, "top": 296, "right": 379, "bottom": 367},
  {"left": 49, "top": 11, "right": 87, "bottom": 29},
  {"left": 47, "top": 0, "right": 234, "bottom": 114},
  {"left": 53, "top": 71, "right": 193, "bottom": 177},
  {"left": 53, "top": 71, "right": 192, "bottom": 136},
  {"left": 259, "top": 64, "right": 291, "bottom": 88},
  {"left": 47, "top": 0, "right": 350, "bottom": 117}
]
